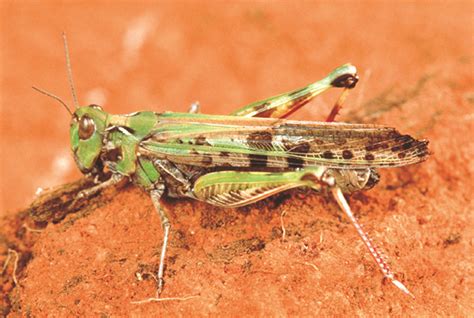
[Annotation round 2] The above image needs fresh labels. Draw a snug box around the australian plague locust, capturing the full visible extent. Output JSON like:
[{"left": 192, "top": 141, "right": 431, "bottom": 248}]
[{"left": 34, "top": 35, "right": 429, "bottom": 300}]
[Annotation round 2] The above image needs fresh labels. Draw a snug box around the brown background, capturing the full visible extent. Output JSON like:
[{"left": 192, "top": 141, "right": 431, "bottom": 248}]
[{"left": 1, "top": 1, "right": 473, "bottom": 316}]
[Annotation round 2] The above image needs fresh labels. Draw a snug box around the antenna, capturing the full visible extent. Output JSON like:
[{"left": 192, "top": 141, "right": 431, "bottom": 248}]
[
  {"left": 32, "top": 86, "right": 73, "bottom": 116},
  {"left": 62, "top": 32, "right": 79, "bottom": 109}
]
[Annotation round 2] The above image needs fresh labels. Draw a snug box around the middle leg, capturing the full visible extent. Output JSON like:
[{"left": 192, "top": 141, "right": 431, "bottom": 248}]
[{"left": 149, "top": 184, "right": 170, "bottom": 296}]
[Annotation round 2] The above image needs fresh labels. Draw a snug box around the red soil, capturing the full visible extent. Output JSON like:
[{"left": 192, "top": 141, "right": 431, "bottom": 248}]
[{"left": 1, "top": 1, "right": 473, "bottom": 316}]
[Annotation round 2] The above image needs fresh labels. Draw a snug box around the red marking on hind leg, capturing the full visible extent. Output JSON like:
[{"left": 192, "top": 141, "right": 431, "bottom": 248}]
[{"left": 326, "top": 104, "right": 342, "bottom": 122}]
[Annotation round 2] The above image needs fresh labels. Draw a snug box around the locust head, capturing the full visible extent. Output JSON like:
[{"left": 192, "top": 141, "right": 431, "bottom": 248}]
[
  {"left": 70, "top": 105, "right": 108, "bottom": 175},
  {"left": 33, "top": 82, "right": 109, "bottom": 176}
]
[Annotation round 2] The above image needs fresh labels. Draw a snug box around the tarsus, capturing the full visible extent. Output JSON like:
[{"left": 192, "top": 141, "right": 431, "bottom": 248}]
[{"left": 331, "top": 187, "right": 415, "bottom": 298}]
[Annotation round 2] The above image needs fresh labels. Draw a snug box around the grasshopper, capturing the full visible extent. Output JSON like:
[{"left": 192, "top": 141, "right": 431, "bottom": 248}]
[{"left": 34, "top": 35, "right": 428, "bottom": 299}]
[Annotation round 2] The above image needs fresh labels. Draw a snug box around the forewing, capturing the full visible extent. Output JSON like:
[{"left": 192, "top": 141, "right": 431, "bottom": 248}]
[{"left": 139, "top": 113, "right": 429, "bottom": 169}]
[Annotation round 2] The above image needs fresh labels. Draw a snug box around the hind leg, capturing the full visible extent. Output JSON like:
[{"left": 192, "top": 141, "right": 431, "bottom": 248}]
[
  {"left": 231, "top": 64, "right": 358, "bottom": 119},
  {"left": 193, "top": 168, "right": 413, "bottom": 297}
]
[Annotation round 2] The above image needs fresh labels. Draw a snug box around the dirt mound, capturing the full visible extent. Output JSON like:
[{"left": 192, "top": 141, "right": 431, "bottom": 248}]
[{"left": 1, "top": 2, "right": 473, "bottom": 316}]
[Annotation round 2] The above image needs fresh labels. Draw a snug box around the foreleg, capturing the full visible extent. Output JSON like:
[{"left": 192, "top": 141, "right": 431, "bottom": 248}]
[{"left": 75, "top": 173, "right": 126, "bottom": 200}]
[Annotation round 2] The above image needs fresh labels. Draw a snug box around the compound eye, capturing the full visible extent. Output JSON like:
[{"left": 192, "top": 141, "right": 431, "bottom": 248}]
[{"left": 78, "top": 114, "right": 95, "bottom": 140}]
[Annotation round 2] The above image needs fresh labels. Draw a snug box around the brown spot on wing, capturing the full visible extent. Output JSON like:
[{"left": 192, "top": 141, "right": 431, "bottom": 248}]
[
  {"left": 287, "top": 157, "right": 305, "bottom": 168},
  {"left": 247, "top": 131, "right": 273, "bottom": 149},
  {"left": 195, "top": 135, "right": 210, "bottom": 146},
  {"left": 287, "top": 142, "right": 311, "bottom": 154},
  {"left": 366, "top": 144, "right": 379, "bottom": 151},
  {"left": 365, "top": 153, "right": 375, "bottom": 161},
  {"left": 322, "top": 151, "right": 335, "bottom": 159},
  {"left": 334, "top": 139, "right": 347, "bottom": 146},
  {"left": 402, "top": 140, "right": 414, "bottom": 150},
  {"left": 202, "top": 155, "right": 213, "bottom": 165},
  {"left": 249, "top": 154, "right": 268, "bottom": 168},
  {"left": 342, "top": 150, "right": 354, "bottom": 159}
]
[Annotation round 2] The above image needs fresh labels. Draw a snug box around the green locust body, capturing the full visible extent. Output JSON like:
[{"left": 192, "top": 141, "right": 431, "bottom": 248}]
[{"left": 49, "top": 61, "right": 428, "bottom": 298}]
